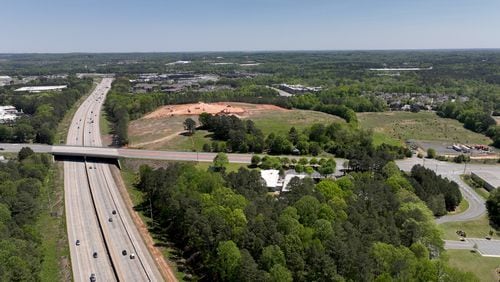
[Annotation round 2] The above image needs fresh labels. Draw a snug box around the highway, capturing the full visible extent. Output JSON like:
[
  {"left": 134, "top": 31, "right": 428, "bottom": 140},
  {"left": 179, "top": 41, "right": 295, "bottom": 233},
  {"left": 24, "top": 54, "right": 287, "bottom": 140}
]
[{"left": 64, "top": 78, "right": 163, "bottom": 282}]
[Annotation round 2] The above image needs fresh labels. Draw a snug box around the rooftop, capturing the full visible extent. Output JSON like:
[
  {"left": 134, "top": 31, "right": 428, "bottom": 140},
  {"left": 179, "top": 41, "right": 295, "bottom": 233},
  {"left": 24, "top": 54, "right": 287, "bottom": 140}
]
[{"left": 15, "top": 85, "right": 67, "bottom": 92}]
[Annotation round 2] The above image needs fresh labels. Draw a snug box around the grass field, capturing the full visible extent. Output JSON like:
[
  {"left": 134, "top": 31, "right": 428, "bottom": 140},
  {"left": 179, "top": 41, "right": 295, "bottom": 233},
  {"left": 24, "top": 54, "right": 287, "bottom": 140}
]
[
  {"left": 440, "top": 215, "right": 500, "bottom": 240},
  {"left": 250, "top": 109, "right": 344, "bottom": 136},
  {"left": 128, "top": 105, "right": 344, "bottom": 151},
  {"left": 358, "top": 111, "right": 492, "bottom": 146},
  {"left": 446, "top": 250, "right": 499, "bottom": 282}
]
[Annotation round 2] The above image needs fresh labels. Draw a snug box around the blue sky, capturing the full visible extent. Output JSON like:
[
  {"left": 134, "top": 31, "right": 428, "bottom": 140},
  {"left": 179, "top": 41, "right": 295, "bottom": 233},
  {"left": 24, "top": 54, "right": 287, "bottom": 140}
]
[{"left": 1, "top": 0, "right": 499, "bottom": 52}]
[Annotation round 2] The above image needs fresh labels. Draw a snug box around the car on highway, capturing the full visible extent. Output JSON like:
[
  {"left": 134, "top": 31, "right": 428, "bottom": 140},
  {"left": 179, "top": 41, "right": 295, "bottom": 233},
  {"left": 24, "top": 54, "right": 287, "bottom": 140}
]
[
  {"left": 90, "top": 273, "right": 96, "bottom": 282},
  {"left": 108, "top": 217, "right": 113, "bottom": 222},
  {"left": 93, "top": 252, "right": 98, "bottom": 258},
  {"left": 122, "top": 250, "right": 127, "bottom": 256},
  {"left": 112, "top": 210, "right": 117, "bottom": 215},
  {"left": 130, "top": 253, "right": 135, "bottom": 259},
  {"left": 76, "top": 239, "right": 81, "bottom": 246}
]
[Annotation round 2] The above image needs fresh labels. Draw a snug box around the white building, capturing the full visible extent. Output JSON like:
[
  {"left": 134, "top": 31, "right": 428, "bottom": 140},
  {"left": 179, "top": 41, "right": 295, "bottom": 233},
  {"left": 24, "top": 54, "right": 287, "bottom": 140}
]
[
  {"left": 0, "top": 76, "right": 12, "bottom": 86},
  {"left": 15, "top": 85, "right": 67, "bottom": 93},
  {"left": 261, "top": 169, "right": 327, "bottom": 193},
  {"left": 0, "top": 105, "right": 21, "bottom": 123}
]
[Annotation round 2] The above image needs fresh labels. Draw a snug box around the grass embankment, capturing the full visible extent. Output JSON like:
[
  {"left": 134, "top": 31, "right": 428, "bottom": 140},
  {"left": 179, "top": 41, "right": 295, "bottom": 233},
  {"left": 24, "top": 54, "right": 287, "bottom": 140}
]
[
  {"left": 37, "top": 161, "right": 71, "bottom": 281},
  {"left": 100, "top": 109, "right": 112, "bottom": 137},
  {"left": 446, "top": 250, "right": 500, "bottom": 282},
  {"left": 55, "top": 79, "right": 100, "bottom": 144},
  {"left": 358, "top": 111, "right": 492, "bottom": 146},
  {"left": 461, "top": 174, "right": 491, "bottom": 200}
]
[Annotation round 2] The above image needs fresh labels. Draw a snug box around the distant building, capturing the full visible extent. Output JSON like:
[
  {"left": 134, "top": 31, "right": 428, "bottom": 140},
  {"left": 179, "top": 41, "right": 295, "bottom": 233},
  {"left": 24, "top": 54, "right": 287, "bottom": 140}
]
[
  {"left": 0, "top": 76, "right": 12, "bottom": 86},
  {"left": 15, "top": 85, "right": 67, "bottom": 93},
  {"left": 260, "top": 169, "right": 333, "bottom": 193},
  {"left": 0, "top": 105, "right": 21, "bottom": 123},
  {"left": 471, "top": 171, "right": 500, "bottom": 191},
  {"left": 277, "top": 83, "right": 322, "bottom": 94}
]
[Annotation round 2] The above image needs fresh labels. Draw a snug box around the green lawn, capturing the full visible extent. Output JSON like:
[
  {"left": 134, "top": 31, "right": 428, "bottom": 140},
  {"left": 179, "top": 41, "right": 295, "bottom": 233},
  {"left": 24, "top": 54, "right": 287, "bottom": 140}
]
[
  {"left": 156, "top": 130, "right": 211, "bottom": 152},
  {"left": 100, "top": 109, "right": 112, "bottom": 137},
  {"left": 449, "top": 198, "right": 469, "bottom": 215},
  {"left": 462, "top": 175, "right": 491, "bottom": 200},
  {"left": 358, "top": 111, "right": 492, "bottom": 145},
  {"left": 446, "top": 250, "right": 500, "bottom": 282},
  {"left": 250, "top": 109, "right": 344, "bottom": 136},
  {"left": 440, "top": 215, "right": 500, "bottom": 240}
]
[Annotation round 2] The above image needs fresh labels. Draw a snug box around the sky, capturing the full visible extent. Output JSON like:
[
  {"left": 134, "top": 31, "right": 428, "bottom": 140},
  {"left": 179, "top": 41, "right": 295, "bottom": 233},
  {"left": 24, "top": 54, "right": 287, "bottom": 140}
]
[{"left": 1, "top": 0, "right": 500, "bottom": 53}]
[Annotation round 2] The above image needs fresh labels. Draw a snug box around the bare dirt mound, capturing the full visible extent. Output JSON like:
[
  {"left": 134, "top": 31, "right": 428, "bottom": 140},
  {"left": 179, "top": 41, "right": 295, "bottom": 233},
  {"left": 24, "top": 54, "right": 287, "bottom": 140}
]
[{"left": 143, "top": 102, "right": 287, "bottom": 119}]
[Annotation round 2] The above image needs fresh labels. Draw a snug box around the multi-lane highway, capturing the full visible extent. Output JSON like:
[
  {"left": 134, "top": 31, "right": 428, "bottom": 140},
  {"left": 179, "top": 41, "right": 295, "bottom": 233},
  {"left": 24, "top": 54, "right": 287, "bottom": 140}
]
[{"left": 64, "top": 78, "right": 163, "bottom": 281}]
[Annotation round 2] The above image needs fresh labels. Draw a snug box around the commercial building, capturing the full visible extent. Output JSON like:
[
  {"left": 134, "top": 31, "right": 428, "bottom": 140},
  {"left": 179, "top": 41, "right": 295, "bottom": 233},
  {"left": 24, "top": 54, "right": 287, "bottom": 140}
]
[
  {"left": 15, "top": 85, "right": 67, "bottom": 93},
  {"left": 0, "top": 105, "right": 21, "bottom": 123},
  {"left": 0, "top": 76, "right": 12, "bottom": 86},
  {"left": 471, "top": 171, "right": 500, "bottom": 191}
]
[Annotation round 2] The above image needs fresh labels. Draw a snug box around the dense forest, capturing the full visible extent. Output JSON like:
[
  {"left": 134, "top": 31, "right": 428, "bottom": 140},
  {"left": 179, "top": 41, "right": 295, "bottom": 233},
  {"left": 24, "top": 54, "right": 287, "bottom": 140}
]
[
  {"left": 407, "top": 165, "right": 462, "bottom": 216},
  {"left": 135, "top": 160, "right": 475, "bottom": 281},
  {"left": 0, "top": 76, "right": 93, "bottom": 144},
  {"left": 0, "top": 148, "right": 52, "bottom": 281}
]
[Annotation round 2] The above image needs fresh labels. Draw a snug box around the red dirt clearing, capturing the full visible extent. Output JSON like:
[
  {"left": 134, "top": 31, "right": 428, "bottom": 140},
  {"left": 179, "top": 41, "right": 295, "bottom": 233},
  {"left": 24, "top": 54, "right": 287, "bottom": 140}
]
[{"left": 143, "top": 102, "right": 287, "bottom": 119}]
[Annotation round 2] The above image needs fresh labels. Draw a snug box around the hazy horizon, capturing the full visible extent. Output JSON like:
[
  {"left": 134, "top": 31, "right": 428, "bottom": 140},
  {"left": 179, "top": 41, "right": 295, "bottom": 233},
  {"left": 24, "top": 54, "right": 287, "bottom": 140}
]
[{"left": 2, "top": 0, "right": 500, "bottom": 53}]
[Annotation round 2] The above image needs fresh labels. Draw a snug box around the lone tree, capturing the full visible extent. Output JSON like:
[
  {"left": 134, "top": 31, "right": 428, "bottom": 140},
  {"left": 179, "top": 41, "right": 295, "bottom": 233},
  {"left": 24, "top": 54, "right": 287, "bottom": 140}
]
[
  {"left": 183, "top": 118, "right": 196, "bottom": 135},
  {"left": 18, "top": 147, "right": 34, "bottom": 161},
  {"left": 427, "top": 148, "right": 436, "bottom": 159},
  {"left": 212, "top": 152, "right": 229, "bottom": 172}
]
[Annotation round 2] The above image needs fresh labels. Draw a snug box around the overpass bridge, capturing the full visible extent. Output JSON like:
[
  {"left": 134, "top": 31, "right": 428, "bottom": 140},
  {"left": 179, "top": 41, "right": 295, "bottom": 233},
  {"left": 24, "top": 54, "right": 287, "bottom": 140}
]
[{"left": 0, "top": 143, "right": 254, "bottom": 163}]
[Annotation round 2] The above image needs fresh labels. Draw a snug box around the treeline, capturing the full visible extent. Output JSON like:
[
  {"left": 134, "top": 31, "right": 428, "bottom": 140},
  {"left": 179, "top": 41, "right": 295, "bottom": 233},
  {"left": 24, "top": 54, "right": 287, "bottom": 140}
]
[
  {"left": 0, "top": 148, "right": 52, "bottom": 281},
  {"left": 135, "top": 161, "right": 476, "bottom": 281},
  {"left": 408, "top": 165, "right": 462, "bottom": 216},
  {"left": 437, "top": 100, "right": 500, "bottom": 148},
  {"left": 0, "top": 76, "right": 93, "bottom": 144},
  {"left": 103, "top": 78, "right": 367, "bottom": 145},
  {"left": 197, "top": 113, "right": 410, "bottom": 168}
]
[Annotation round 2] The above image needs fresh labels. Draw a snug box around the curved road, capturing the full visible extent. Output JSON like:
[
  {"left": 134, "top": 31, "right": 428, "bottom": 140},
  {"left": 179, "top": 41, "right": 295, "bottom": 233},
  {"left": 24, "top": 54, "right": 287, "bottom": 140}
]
[{"left": 396, "top": 157, "right": 488, "bottom": 224}]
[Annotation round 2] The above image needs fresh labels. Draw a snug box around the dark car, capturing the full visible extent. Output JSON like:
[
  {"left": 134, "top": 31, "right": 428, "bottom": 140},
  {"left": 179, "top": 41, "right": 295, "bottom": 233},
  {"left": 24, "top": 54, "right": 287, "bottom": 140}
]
[
  {"left": 93, "top": 252, "right": 98, "bottom": 258},
  {"left": 112, "top": 210, "right": 117, "bottom": 215},
  {"left": 76, "top": 240, "right": 81, "bottom": 246},
  {"left": 108, "top": 217, "right": 113, "bottom": 222},
  {"left": 122, "top": 250, "right": 127, "bottom": 256},
  {"left": 90, "top": 273, "right": 96, "bottom": 282}
]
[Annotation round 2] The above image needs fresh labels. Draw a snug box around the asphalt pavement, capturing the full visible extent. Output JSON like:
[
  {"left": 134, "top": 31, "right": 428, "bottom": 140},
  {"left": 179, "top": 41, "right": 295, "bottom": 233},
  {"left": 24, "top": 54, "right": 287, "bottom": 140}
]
[
  {"left": 63, "top": 78, "right": 163, "bottom": 281},
  {"left": 395, "top": 157, "right": 494, "bottom": 223}
]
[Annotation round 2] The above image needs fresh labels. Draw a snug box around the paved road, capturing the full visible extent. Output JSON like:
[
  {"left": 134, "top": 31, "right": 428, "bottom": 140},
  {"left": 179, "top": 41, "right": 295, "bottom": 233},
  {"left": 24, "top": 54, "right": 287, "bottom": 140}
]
[
  {"left": 65, "top": 79, "right": 116, "bottom": 282},
  {"left": 64, "top": 78, "right": 163, "bottom": 281},
  {"left": 445, "top": 238, "right": 500, "bottom": 257},
  {"left": 396, "top": 157, "right": 496, "bottom": 223}
]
